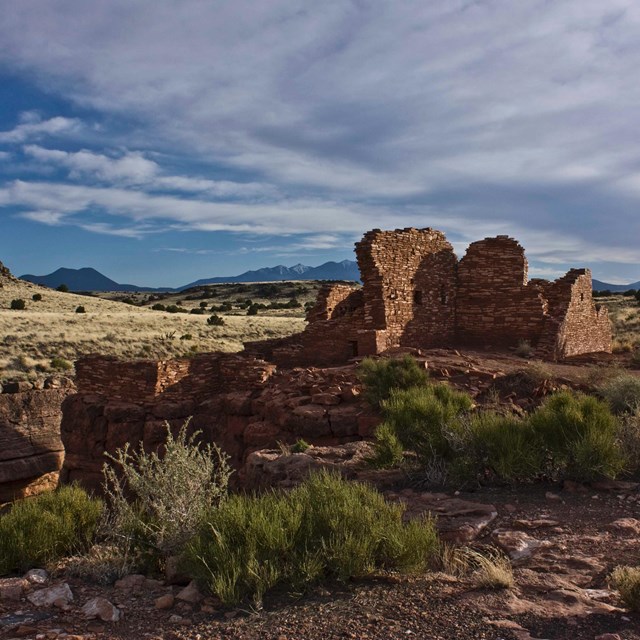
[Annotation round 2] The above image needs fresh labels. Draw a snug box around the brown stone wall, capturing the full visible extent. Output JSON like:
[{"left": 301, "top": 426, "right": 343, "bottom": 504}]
[
  {"left": 61, "top": 359, "right": 373, "bottom": 492},
  {"left": 0, "top": 385, "right": 74, "bottom": 502},
  {"left": 456, "top": 237, "right": 547, "bottom": 347},
  {"left": 536, "top": 269, "right": 612, "bottom": 358},
  {"left": 355, "top": 228, "right": 457, "bottom": 348}
]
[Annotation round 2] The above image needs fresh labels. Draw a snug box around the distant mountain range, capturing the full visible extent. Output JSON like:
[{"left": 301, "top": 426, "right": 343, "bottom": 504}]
[
  {"left": 592, "top": 279, "right": 640, "bottom": 292},
  {"left": 19, "top": 264, "right": 639, "bottom": 293},
  {"left": 20, "top": 260, "right": 362, "bottom": 292}
]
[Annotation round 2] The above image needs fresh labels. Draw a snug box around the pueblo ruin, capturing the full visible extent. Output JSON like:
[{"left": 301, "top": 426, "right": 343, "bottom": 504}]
[
  {"left": 0, "top": 227, "right": 613, "bottom": 496},
  {"left": 247, "top": 227, "right": 612, "bottom": 365}
]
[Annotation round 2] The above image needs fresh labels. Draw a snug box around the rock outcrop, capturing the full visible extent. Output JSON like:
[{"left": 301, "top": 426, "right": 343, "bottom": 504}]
[{"left": 0, "top": 382, "right": 74, "bottom": 503}]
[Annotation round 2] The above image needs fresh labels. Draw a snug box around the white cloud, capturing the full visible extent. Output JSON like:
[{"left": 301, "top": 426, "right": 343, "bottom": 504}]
[
  {"left": 0, "top": 115, "right": 82, "bottom": 143},
  {"left": 1, "top": 1, "right": 640, "bottom": 274}
]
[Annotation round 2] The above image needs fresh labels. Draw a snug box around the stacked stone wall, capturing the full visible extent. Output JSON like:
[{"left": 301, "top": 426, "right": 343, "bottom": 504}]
[
  {"left": 455, "top": 237, "right": 547, "bottom": 347},
  {"left": 355, "top": 228, "right": 457, "bottom": 348}
]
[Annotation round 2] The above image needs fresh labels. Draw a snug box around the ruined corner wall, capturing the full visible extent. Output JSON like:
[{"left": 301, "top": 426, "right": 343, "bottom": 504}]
[
  {"left": 355, "top": 228, "right": 457, "bottom": 350},
  {"left": 536, "top": 269, "right": 612, "bottom": 358},
  {"left": 0, "top": 382, "right": 74, "bottom": 503},
  {"left": 456, "top": 236, "right": 547, "bottom": 347}
]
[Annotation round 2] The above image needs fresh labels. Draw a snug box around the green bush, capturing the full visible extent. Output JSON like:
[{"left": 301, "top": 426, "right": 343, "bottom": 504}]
[
  {"left": 357, "top": 355, "right": 429, "bottom": 408},
  {"left": 599, "top": 374, "right": 640, "bottom": 414},
  {"left": 184, "top": 470, "right": 438, "bottom": 606},
  {"left": 247, "top": 304, "right": 259, "bottom": 316},
  {"left": 50, "top": 356, "right": 72, "bottom": 371},
  {"left": 75, "top": 305, "right": 86, "bottom": 314},
  {"left": 610, "top": 565, "right": 640, "bottom": 611},
  {"left": 0, "top": 484, "right": 102, "bottom": 575},
  {"left": 10, "top": 298, "right": 25, "bottom": 310},
  {"left": 529, "top": 391, "right": 625, "bottom": 480},
  {"left": 56, "top": 284, "right": 69, "bottom": 292},
  {"left": 32, "top": 293, "right": 42, "bottom": 302},
  {"left": 381, "top": 384, "right": 473, "bottom": 464},
  {"left": 291, "top": 438, "right": 310, "bottom": 453},
  {"left": 368, "top": 423, "right": 404, "bottom": 469},
  {"left": 454, "top": 412, "right": 541, "bottom": 482},
  {"left": 151, "top": 303, "right": 166, "bottom": 311},
  {"left": 207, "top": 314, "right": 225, "bottom": 326},
  {"left": 102, "top": 420, "right": 232, "bottom": 566}
]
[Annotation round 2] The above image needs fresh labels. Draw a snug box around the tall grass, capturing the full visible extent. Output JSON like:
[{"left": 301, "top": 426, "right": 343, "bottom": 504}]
[
  {"left": 184, "top": 470, "right": 438, "bottom": 606},
  {"left": 357, "top": 355, "right": 429, "bottom": 408},
  {"left": 0, "top": 484, "right": 102, "bottom": 575}
]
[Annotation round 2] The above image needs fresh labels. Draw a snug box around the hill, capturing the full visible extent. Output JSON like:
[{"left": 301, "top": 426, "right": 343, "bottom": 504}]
[
  {"left": 19, "top": 260, "right": 361, "bottom": 292},
  {"left": 592, "top": 279, "right": 640, "bottom": 292},
  {"left": 20, "top": 267, "right": 151, "bottom": 292}
]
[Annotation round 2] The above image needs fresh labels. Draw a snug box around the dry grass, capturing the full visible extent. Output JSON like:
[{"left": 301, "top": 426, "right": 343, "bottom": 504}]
[
  {"left": 440, "top": 545, "right": 514, "bottom": 589},
  {"left": 610, "top": 565, "right": 640, "bottom": 611},
  {"left": 0, "top": 277, "right": 305, "bottom": 382}
]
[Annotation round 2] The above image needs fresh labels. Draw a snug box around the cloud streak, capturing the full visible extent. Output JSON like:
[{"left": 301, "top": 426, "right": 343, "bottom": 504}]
[{"left": 1, "top": 1, "right": 640, "bottom": 281}]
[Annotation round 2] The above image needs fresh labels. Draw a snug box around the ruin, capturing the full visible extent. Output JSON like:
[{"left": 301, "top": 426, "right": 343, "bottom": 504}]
[
  {"left": 0, "top": 227, "right": 613, "bottom": 496},
  {"left": 247, "top": 228, "right": 612, "bottom": 364}
]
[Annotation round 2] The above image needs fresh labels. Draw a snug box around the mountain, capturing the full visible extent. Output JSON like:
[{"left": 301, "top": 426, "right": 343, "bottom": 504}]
[
  {"left": 19, "top": 260, "right": 361, "bottom": 292},
  {"left": 592, "top": 279, "right": 640, "bottom": 292},
  {"left": 179, "top": 260, "right": 361, "bottom": 289},
  {"left": 20, "top": 267, "right": 150, "bottom": 292}
]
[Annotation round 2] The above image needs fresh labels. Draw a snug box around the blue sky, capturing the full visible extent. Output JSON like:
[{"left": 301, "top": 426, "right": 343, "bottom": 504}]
[{"left": 0, "top": 1, "right": 639, "bottom": 288}]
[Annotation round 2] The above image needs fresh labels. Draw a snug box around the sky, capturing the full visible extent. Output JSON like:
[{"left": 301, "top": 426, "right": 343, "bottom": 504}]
[{"left": 0, "top": 1, "right": 639, "bottom": 288}]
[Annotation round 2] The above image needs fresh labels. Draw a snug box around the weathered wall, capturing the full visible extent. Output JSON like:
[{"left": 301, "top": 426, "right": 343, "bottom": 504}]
[
  {"left": 456, "top": 236, "right": 548, "bottom": 347},
  {"left": 537, "top": 269, "right": 612, "bottom": 358},
  {"left": 286, "top": 228, "right": 611, "bottom": 361},
  {"left": 356, "top": 228, "right": 457, "bottom": 348},
  {"left": 62, "top": 355, "right": 373, "bottom": 491},
  {"left": 0, "top": 381, "right": 74, "bottom": 503}
]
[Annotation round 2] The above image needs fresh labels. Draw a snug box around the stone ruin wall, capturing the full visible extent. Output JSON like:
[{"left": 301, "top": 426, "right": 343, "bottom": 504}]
[
  {"left": 356, "top": 228, "right": 458, "bottom": 351},
  {"left": 455, "top": 236, "right": 549, "bottom": 347},
  {"left": 61, "top": 353, "right": 376, "bottom": 492},
  {"left": 285, "top": 229, "right": 612, "bottom": 363},
  {"left": 0, "top": 381, "right": 74, "bottom": 503}
]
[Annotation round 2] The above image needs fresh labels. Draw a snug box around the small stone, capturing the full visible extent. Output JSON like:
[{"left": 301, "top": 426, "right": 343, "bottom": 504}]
[
  {"left": 545, "top": 491, "right": 562, "bottom": 501},
  {"left": 24, "top": 569, "right": 49, "bottom": 585},
  {"left": 81, "top": 597, "right": 122, "bottom": 622},
  {"left": 155, "top": 593, "right": 175, "bottom": 610},
  {"left": 28, "top": 583, "right": 73, "bottom": 607},
  {"left": 176, "top": 580, "right": 203, "bottom": 604},
  {"left": 114, "top": 574, "right": 145, "bottom": 591},
  {"left": 168, "top": 614, "right": 183, "bottom": 624},
  {"left": 0, "top": 577, "right": 27, "bottom": 600},
  {"left": 14, "top": 625, "right": 39, "bottom": 637}
]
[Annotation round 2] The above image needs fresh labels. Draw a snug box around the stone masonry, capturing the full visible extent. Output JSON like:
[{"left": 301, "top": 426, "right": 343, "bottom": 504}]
[{"left": 248, "top": 227, "right": 612, "bottom": 365}]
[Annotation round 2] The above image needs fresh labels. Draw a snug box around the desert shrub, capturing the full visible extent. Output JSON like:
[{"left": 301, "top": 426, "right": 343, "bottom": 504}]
[
  {"left": 165, "top": 304, "right": 188, "bottom": 313},
  {"left": 102, "top": 420, "right": 232, "bottom": 567},
  {"left": 199, "top": 301, "right": 208, "bottom": 308},
  {"left": 368, "top": 423, "right": 404, "bottom": 469},
  {"left": 618, "top": 414, "right": 640, "bottom": 475},
  {"left": 32, "top": 293, "right": 42, "bottom": 302},
  {"left": 184, "top": 470, "right": 438, "bottom": 606},
  {"left": 610, "top": 565, "right": 640, "bottom": 611},
  {"left": 599, "top": 374, "right": 640, "bottom": 414},
  {"left": 151, "top": 303, "right": 166, "bottom": 311},
  {"left": 10, "top": 298, "right": 25, "bottom": 310},
  {"left": 514, "top": 339, "right": 533, "bottom": 358},
  {"left": 381, "top": 384, "right": 473, "bottom": 464},
  {"left": 454, "top": 412, "right": 541, "bottom": 482},
  {"left": 247, "top": 304, "right": 259, "bottom": 316},
  {"left": 291, "top": 438, "right": 310, "bottom": 453},
  {"left": 528, "top": 392, "right": 625, "bottom": 480},
  {"left": 357, "top": 355, "right": 429, "bottom": 408},
  {"left": 0, "top": 484, "right": 102, "bottom": 575},
  {"left": 190, "top": 308, "right": 205, "bottom": 315},
  {"left": 207, "top": 314, "right": 225, "bottom": 326},
  {"left": 75, "top": 305, "right": 86, "bottom": 314},
  {"left": 56, "top": 284, "right": 69, "bottom": 292},
  {"left": 50, "top": 356, "right": 72, "bottom": 371}
]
